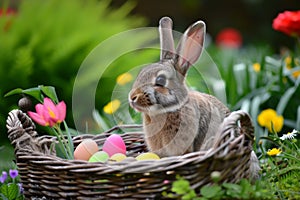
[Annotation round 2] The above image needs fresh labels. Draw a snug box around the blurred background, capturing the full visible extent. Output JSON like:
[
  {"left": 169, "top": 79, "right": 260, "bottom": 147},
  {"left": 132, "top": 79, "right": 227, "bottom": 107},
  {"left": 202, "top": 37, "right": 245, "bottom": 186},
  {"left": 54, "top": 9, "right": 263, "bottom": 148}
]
[
  {"left": 1, "top": 0, "right": 299, "bottom": 169},
  {"left": 112, "top": 0, "right": 300, "bottom": 49}
]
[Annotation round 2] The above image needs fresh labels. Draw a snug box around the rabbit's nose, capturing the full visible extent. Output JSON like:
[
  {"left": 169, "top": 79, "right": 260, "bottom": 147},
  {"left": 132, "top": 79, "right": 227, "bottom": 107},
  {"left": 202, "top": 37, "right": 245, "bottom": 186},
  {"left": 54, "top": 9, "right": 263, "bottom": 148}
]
[
  {"left": 130, "top": 93, "right": 140, "bottom": 103},
  {"left": 129, "top": 89, "right": 142, "bottom": 103}
]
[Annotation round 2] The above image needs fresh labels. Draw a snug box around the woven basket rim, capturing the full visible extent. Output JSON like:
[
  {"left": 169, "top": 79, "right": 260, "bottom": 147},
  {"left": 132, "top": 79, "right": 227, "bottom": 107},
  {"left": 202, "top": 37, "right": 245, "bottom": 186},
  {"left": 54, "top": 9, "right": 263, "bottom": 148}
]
[{"left": 7, "top": 109, "right": 254, "bottom": 174}]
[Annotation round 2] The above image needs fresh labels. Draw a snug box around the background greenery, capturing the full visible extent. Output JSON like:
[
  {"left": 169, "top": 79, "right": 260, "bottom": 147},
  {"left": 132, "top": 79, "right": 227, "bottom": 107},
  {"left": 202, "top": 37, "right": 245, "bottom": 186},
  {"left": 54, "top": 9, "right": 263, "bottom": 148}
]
[{"left": 0, "top": 0, "right": 152, "bottom": 142}]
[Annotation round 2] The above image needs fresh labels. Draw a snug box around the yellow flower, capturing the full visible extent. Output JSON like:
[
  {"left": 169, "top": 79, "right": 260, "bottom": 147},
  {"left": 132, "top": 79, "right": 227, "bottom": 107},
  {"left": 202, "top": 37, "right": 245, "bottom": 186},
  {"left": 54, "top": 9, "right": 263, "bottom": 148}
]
[
  {"left": 285, "top": 56, "right": 292, "bottom": 69},
  {"left": 103, "top": 99, "right": 121, "bottom": 115},
  {"left": 257, "top": 109, "right": 284, "bottom": 133},
  {"left": 285, "top": 56, "right": 300, "bottom": 79},
  {"left": 116, "top": 73, "right": 133, "bottom": 86},
  {"left": 253, "top": 62, "right": 261, "bottom": 72},
  {"left": 267, "top": 148, "right": 282, "bottom": 156},
  {"left": 292, "top": 70, "right": 300, "bottom": 79}
]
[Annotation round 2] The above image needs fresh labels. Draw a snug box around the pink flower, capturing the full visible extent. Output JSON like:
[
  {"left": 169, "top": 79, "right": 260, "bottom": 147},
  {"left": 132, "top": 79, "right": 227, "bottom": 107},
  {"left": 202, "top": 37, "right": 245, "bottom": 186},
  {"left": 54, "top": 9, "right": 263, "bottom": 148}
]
[
  {"left": 216, "top": 28, "right": 243, "bottom": 48},
  {"left": 28, "top": 98, "right": 66, "bottom": 127}
]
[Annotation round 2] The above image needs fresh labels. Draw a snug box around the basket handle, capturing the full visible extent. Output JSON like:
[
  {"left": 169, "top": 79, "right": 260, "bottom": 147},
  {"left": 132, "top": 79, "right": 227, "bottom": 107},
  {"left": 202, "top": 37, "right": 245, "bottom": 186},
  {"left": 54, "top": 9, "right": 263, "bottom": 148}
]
[
  {"left": 6, "top": 109, "right": 40, "bottom": 151},
  {"left": 213, "top": 110, "right": 255, "bottom": 149}
]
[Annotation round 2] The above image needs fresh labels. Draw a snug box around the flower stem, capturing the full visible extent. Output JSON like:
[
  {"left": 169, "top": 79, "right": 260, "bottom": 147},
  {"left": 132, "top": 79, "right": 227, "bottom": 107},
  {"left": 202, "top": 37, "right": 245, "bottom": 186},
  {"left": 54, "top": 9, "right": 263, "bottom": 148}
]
[
  {"left": 282, "top": 152, "right": 300, "bottom": 163},
  {"left": 52, "top": 124, "right": 73, "bottom": 160},
  {"left": 63, "top": 121, "right": 74, "bottom": 159},
  {"left": 52, "top": 127, "right": 68, "bottom": 159}
]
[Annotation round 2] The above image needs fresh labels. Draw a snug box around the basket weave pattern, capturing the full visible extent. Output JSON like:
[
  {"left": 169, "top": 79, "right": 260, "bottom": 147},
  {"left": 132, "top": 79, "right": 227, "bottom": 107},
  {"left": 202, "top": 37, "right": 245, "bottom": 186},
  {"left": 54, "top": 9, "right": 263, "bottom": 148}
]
[{"left": 7, "top": 109, "right": 254, "bottom": 199}]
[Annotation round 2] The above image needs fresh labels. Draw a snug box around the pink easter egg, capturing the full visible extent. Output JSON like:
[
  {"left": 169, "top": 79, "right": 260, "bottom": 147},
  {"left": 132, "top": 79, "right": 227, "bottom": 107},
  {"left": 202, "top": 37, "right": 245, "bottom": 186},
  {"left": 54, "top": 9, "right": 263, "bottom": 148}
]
[
  {"left": 74, "top": 139, "right": 99, "bottom": 161},
  {"left": 102, "top": 134, "right": 126, "bottom": 157}
]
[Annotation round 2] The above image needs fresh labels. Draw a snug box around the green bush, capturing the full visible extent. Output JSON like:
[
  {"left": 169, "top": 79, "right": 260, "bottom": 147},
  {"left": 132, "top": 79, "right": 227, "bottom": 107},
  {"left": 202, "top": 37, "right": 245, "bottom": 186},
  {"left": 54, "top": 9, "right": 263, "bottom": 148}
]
[{"left": 0, "top": 0, "right": 156, "bottom": 142}]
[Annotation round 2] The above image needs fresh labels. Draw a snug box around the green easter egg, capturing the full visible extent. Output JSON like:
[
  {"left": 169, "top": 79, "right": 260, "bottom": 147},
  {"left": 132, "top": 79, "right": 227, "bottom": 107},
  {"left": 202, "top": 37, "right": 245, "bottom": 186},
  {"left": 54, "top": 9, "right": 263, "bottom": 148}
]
[
  {"left": 88, "top": 151, "right": 109, "bottom": 163},
  {"left": 136, "top": 152, "right": 160, "bottom": 161},
  {"left": 110, "top": 153, "right": 127, "bottom": 162}
]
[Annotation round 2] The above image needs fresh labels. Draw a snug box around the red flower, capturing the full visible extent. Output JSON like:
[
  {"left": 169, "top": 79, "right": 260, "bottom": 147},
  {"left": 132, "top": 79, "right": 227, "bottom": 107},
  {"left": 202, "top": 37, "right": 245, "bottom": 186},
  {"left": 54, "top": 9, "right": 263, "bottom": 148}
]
[
  {"left": 0, "top": 8, "right": 16, "bottom": 31},
  {"left": 272, "top": 10, "right": 300, "bottom": 37},
  {"left": 0, "top": 8, "right": 16, "bottom": 16},
  {"left": 215, "top": 28, "right": 243, "bottom": 48}
]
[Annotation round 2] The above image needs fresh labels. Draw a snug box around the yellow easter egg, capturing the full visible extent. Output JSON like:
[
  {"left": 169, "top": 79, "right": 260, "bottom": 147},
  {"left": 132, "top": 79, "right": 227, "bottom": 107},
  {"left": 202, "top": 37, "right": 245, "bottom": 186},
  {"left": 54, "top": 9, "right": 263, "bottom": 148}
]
[
  {"left": 136, "top": 152, "right": 160, "bottom": 161},
  {"left": 110, "top": 153, "right": 127, "bottom": 162}
]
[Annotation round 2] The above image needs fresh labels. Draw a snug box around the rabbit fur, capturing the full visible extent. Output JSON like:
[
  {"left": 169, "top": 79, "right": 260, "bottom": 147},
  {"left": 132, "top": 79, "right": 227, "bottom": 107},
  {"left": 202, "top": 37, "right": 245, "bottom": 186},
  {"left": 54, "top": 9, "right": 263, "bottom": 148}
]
[{"left": 128, "top": 17, "right": 260, "bottom": 178}]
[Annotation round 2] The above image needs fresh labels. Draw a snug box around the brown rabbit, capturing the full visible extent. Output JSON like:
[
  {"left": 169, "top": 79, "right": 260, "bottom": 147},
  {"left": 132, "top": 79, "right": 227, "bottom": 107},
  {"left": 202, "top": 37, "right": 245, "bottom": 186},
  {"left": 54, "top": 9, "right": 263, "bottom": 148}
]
[{"left": 128, "top": 17, "right": 230, "bottom": 157}]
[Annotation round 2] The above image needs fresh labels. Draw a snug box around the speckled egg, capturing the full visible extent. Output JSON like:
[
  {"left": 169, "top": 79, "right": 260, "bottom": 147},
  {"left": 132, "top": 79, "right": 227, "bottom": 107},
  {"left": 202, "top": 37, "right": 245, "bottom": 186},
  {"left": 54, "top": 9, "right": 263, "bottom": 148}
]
[{"left": 74, "top": 139, "right": 99, "bottom": 161}]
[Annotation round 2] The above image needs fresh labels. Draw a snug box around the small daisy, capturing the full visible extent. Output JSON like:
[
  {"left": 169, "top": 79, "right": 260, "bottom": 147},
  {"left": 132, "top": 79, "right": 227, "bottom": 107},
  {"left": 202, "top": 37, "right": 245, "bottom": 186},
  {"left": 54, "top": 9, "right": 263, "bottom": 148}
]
[{"left": 280, "top": 129, "right": 298, "bottom": 140}]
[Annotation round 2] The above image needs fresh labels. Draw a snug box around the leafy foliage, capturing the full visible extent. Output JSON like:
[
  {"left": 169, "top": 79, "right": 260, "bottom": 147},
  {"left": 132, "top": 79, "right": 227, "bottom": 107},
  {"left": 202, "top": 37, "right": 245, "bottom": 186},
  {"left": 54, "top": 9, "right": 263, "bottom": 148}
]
[
  {"left": 0, "top": 183, "right": 23, "bottom": 200},
  {"left": 164, "top": 176, "right": 273, "bottom": 200},
  {"left": 201, "top": 45, "right": 300, "bottom": 143},
  {"left": 0, "top": 0, "right": 155, "bottom": 142},
  {"left": 0, "top": 169, "right": 23, "bottom": 200}
]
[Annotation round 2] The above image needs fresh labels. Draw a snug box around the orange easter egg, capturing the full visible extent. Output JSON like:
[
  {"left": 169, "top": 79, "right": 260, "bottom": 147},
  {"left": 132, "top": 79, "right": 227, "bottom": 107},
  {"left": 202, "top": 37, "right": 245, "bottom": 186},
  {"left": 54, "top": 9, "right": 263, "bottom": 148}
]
[{"left": 74, "top": 139, "right": 99, "bottom": 161}]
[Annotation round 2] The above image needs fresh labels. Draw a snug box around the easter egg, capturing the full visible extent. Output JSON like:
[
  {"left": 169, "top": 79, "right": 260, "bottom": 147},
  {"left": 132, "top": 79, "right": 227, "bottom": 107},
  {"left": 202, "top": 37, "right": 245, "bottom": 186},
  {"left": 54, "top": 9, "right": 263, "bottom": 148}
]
[
  {"left": 89, "top": 151, "right": 109, "bottom": 163},
  {"left": 74, "top": 139, "right": 98, "bottom": 161},
  {"left": 123, "top": 157, "right": 137, "bottom": 163},
  {"left": 136, "top": 152, "right": 160, "bottom": 161},
  {"left": 110, "top": 153, "right": 127, "bottom": 162},
  {"left": 102, "top": 134, "right": 126, "bottom": 157}
]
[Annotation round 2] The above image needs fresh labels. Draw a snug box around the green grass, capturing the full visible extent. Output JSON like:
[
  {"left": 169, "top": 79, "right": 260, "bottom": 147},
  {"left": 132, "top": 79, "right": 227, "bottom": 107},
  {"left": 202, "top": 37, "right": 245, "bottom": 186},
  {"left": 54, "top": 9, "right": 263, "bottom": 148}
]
[{"left": 0, "top": 143, "right": 15, "bottom": 171}]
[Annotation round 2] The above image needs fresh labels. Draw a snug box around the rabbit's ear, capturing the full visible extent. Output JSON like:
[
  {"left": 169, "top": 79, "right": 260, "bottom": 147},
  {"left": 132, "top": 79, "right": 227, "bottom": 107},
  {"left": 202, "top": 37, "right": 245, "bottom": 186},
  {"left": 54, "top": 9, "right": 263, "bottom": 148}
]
[
  {"left": 175, "top": 21, "right": 205, "bottom": 76},
  {"left": 159, "top": 17, "right": 175, "bottom": 60}
]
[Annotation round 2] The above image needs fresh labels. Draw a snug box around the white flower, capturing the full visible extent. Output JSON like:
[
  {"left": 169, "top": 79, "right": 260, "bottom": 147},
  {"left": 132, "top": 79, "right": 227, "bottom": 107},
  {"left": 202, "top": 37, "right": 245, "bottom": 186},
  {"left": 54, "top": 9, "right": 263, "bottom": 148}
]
[{"left": 280, "top": 129, "right": 298, "bottom": 140}]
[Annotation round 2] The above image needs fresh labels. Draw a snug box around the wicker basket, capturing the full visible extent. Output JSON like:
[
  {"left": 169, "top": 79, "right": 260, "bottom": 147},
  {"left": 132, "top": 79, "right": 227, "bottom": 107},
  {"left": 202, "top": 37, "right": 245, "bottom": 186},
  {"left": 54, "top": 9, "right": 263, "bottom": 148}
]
[{"left": 6, "top": 109, "right": 255, "bottom": 199}]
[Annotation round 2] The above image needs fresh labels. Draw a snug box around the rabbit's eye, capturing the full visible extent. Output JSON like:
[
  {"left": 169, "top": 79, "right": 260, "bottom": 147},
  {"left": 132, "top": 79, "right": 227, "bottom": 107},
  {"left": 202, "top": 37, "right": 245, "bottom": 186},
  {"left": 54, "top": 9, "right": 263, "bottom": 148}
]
[{"left": 155, "top": 74, "right": 166, "bottom": 87}]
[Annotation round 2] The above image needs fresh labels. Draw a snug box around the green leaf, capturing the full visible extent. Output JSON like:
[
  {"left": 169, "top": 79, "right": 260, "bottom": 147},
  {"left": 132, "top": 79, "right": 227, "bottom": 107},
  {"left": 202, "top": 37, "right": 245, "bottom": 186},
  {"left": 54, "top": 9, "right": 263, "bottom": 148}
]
[
  {"left": 222, "top": 183, "right": 241, "bottom": 198},
  {"left": 276, "top": 86, "right": 298, "bottom": 115},
  {"left": 39, "top": 85, "right": 58, "bottom": 103},
  {"left": 4, "top": 88, "right": 23, "bottom": 97},
  {"left": 63, "top": 121, "right": 75, "bottom": 160},
  {"left": 200, "top": 185, "right": 222, "bottom": 199},
  {"left": 0, "top": 193, "right": 9, "bottom": 200},
  {"left": 239, "top": 179, "right": 253, "bottom": 198},
  {"left": 0, "top": 184, "right": 19, "bottom": 200},
  {"left": 297, "top": 106, "right": 300, "bottom": 130},
  {"left": 55, "top": 141, "right": 68, "bottom": 159},
  {"left": 182, "top": 190, "right": 197, "bottom": 200},
  {"left": 4, "top": 86, "right": 48, "bottom": 103},
  {"left": 22, "top": 87, "right": 43, "bottom": 102},
  {"left": 171, "top": 178, "right": 191, "bottom": 195}
]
